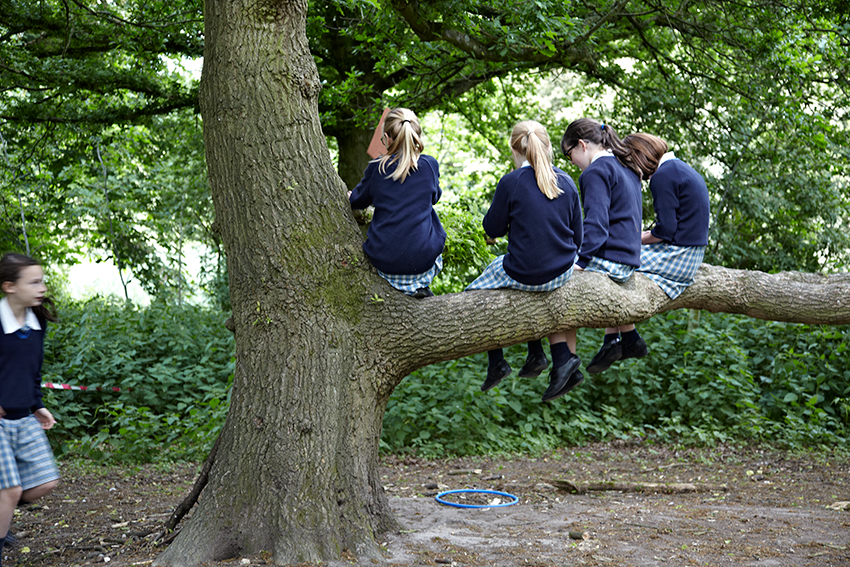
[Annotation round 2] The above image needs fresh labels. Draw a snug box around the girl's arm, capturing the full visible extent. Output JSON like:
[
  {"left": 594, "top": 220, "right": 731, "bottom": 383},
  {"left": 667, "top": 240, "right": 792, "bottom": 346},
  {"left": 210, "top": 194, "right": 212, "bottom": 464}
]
[
  {"left": 576, "top": 169, "right": 612, "bottom": 266},
  {"left": 642, "top": 230, "right": 663, "bottom": 244},
  {"left": 481, "top": 176, "right": 512, "bottom": 238},
  {"left": 648, "top": 169, "right": 680, "bottom": 242},
  {"left": 349, "top": 163, "right": 377, "bottom": 209}
]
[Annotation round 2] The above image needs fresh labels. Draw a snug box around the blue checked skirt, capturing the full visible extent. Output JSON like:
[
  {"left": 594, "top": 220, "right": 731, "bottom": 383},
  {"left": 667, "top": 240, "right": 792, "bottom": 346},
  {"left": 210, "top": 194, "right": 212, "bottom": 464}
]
[
  {"left": 378, "top": 255, "right": 443, "bottom": 295},
  {"left": 0, "top": 416, "right": 60, "bottom": 490},
  {"left": 637, "top": 243, "right": 705, "bottom": 299},
  {"left": 466, "top": 255, "right": 574, "bottom": 292},
  {"left": 583, "top": 256, "right": 635, "bottom": 283}
]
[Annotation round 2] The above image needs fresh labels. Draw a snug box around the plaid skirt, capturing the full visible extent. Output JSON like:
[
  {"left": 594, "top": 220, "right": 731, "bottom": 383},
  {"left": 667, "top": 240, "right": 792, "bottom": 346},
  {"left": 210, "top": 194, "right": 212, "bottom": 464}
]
[
  {"left": 637, "top": 243, "right": 705, "bottom": 299},
  {"left": 0, "top": 415, "right": 60, "bottom": 490},
  {"left": 583, "top": 256, "right": 635, "bottom": 283},
  {"left": 466, "top": 255, "right": 574, "bottom": 292},
  {"left": 378, "top": 255, "right": 443, "bottom": 295}
]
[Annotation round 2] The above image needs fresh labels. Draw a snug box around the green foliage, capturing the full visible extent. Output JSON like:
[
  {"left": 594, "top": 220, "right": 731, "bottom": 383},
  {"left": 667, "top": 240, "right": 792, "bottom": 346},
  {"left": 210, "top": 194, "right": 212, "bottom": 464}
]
[
  {"left": 382, "top": 312, "right": 850, "bottom": 457},
  {"left": 41, "top": 297, "right": 234, "bottom": 462},
  {"left": 431, "top": 204, "right": 493, "bottom": 294}
]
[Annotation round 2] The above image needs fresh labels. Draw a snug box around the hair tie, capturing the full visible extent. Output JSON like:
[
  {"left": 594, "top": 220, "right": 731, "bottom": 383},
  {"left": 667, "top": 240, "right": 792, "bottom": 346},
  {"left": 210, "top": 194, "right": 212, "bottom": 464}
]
[
  {"left": 600, "top": 124, "right": 606, "bottom": 130},
  {"left": 402, "top": 120, "right": 411, "bottom": 124}
]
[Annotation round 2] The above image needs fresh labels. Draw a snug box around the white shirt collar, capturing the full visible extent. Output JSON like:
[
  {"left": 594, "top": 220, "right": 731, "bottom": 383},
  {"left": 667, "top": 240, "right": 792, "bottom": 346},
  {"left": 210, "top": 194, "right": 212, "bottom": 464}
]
[
  {"left": 520, "top": 160, "right": 531, "bottom": 168},
  {"left": 591, "top": 149, "right": 615, "bottom": 164},
  {"left": 0, "top": 297, "right": 41, "bottom": 334},
  {"left": 657, "top": 151, "right": 677, "bottom": 168}
]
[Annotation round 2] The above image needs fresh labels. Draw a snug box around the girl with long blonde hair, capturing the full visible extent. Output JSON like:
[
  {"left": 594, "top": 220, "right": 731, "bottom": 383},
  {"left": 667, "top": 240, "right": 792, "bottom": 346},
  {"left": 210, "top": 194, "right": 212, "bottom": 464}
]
[{"left": 466, "top": 121, "right": 585, "bottom": 402}]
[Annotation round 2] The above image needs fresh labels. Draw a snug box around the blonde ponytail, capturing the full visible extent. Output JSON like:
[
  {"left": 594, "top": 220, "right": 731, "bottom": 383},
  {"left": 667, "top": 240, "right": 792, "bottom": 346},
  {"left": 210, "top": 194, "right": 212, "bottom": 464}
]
[
  {"left": 510, "top": 121, "right": 561, "bottom": 200},
  {"left": 378, "top": 108, "right": 424, "bottom": 183}
]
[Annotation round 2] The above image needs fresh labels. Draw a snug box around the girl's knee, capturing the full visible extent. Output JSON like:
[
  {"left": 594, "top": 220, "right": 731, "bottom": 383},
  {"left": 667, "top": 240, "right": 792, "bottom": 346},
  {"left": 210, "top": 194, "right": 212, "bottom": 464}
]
[{"left": 0, "top": 486, "right": 23, "bottom": 505}]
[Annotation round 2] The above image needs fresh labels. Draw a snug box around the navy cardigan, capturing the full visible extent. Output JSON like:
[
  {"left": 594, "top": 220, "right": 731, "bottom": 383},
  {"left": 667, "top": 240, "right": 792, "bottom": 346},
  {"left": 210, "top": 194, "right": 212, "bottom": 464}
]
[
  {"left": 483, "top": 165, "right": 583, "bottom": 285},
  {"left": 576, "top": 156, "right": 642, "bottom": 268},
  {"left": 648, "top": 158, "right": 710, "bottom": 246},
  {"left": 350, "top": 154, "right": 446, "bottom": 275}
]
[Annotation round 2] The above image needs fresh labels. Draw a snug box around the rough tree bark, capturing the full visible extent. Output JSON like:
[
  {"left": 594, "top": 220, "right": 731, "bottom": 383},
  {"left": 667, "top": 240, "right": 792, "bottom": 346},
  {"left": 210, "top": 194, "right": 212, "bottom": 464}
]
[{"left": 154, "top": 0, "right": 850, "bottom": 565}]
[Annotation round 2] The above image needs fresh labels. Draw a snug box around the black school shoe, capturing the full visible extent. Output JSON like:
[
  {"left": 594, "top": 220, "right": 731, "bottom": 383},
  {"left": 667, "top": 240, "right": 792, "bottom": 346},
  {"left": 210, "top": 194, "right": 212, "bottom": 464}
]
[
  {"left": 412, "top": 287, "right": 434, "bottom": 298},
  {"left": 586, "top": 339, "right": 622, "bottom": 374},
  {"left": 541, "top": 356, "right": 582, "bottom": 402},
  {"left": 542, "top": 368, "right": 585, "bottom": 402},
  {"left": 4, "top": 533, "right": 20, "bottom": 549},
  {"left": 518, "top": 352, "right": 549, "bottom": 378},
  {"left": 620, "top": 336, "right": 648, "bottom": 360},
  {"left": 481, "top": 359, "right": 512, "bottom": 392}
]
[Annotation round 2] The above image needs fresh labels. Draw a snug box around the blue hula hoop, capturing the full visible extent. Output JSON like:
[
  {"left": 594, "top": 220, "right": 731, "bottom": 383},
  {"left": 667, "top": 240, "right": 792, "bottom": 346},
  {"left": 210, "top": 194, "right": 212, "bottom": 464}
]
[{"left": 435, "top": 489, "right": 519, "bottom": 508}]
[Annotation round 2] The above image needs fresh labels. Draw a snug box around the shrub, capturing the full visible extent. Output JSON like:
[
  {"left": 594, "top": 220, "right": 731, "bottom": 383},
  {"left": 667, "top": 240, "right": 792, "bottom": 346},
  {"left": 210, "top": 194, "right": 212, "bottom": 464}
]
[{"left": 41, "top": 297, "right": 234, "bottom": 462}]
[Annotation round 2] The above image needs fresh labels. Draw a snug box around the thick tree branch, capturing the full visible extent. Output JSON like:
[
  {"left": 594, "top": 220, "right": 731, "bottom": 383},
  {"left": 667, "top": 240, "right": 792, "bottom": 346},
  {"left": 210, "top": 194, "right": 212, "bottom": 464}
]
[{"left": 381, "top": 264, "right": 850, "bottom": 376}]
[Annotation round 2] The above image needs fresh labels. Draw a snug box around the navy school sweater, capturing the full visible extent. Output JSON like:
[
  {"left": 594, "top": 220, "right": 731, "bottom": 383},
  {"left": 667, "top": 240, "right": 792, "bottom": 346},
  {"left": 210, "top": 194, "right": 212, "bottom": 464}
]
[
  {"left": 483, "top": 165, "right": 583, "bottom": 286},
  {"left": 349, "top": 154, "right": 446, "bottom": 275},
  {"left": 576, "top": 155, "right": 642, "bottom": 268},
  {"left": 648, "top": 158, "right": 711, "bottom": 246},
  {"left": 0, "top": 315, "right": 46, "bottom": 418}
]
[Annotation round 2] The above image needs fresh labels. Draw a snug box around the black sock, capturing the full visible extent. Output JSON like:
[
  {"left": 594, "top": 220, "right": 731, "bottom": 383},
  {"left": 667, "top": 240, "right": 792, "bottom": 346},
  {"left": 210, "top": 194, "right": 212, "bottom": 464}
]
[
  {"left": 487, "top": 348, "right": 505, "bottom": 366},
  {"left": 550, "top": 342, "right": 575, "bottom": 368},
  {"left": 1, "top": 535, "right": 5, "bottom": 564},
  {"left": 603, "top": 332, "right": 620, "bottom": 345},
  {"left": 527, "top": 340, "right": 544, "bottom": 357},
  {"left": 621, "top": 329, "right": 640, "bottom": 346}
]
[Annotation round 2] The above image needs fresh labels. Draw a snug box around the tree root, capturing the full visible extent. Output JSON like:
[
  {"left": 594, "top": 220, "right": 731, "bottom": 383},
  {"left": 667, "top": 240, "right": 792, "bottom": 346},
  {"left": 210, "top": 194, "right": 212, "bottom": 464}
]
[{"left": 158, "top": 433, "right": 221, "bottom": 539}]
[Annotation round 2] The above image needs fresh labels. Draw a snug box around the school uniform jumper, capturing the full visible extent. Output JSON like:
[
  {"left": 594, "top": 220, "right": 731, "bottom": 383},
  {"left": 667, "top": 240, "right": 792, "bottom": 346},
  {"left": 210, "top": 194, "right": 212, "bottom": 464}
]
[
  {"left": 576, "top": 155, "right": 642, "bottom": 280},
  {"left": 349, "top": 154, "right": 446, "bottom": 280},
  {"left": 638, "top": 153, "right": 710, "bottom": 298},
  {"left": 467, "top": 165, "right": 583, "bottom": 290},
  {"left": 0, "top": 298, "right": 60, "bottom": 491}
]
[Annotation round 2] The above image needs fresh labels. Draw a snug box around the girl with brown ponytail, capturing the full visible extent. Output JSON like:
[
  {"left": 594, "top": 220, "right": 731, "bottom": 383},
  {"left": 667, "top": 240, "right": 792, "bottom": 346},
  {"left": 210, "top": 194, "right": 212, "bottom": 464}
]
[
  {"left": 559, "top": 118, "right": 646, "bottom": 374},
  {"left": 0, "top": 253, "right": 60, "bottom": 559}
]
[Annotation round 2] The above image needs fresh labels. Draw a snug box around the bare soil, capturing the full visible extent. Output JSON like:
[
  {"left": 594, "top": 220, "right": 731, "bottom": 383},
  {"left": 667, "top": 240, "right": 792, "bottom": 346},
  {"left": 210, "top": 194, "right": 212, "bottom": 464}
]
[{"left": 6, "top": 442, "right": 850, "bottom": 567}]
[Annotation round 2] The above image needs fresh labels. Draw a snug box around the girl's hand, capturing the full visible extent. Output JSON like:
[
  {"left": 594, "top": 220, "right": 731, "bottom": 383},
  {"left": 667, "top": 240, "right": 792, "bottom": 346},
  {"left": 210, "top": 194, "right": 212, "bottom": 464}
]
[
  {"left": 0, "top": 405, "right": 4, "bottom": 418},
  {"left": 641, "top": 230, "right": 662, "bottom": 244},
  {"left": 574, "top": 265, "right": 584, "bottom": 271},
  {"left": 34, "top": 408, "right": 56, "bottom": 430}
]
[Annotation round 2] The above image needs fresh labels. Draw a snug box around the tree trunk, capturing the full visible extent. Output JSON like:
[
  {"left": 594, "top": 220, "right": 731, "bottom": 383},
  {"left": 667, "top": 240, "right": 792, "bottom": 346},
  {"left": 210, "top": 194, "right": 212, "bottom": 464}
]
[
  {"left": 336, "top": 125, "right": 375, "bottom": 190},
  {"left": 154, "top": 0, "right": 850, "bottom": 564},
  {"left": 154, "top": 0, "right": 399, "bottom": 564}
]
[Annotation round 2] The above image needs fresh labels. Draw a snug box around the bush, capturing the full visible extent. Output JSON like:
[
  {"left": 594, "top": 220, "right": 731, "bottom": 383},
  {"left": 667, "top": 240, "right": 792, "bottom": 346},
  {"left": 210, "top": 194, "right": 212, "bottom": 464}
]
[
  {"left": 41, "top": 297, "right": 848, "bottom": 463},
  {"left": 383, "top": 312, "right": 850, "bottom": 457},
  {"left": 41, "top": 297, "right": 234, "bottom": 462}
]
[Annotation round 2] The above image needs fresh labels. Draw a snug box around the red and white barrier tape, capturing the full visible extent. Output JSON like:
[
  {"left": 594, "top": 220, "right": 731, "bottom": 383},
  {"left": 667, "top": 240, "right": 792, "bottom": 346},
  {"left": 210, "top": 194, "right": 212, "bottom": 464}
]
[{"left": 41, "top": 382, "right": 123, "bottom": 392}]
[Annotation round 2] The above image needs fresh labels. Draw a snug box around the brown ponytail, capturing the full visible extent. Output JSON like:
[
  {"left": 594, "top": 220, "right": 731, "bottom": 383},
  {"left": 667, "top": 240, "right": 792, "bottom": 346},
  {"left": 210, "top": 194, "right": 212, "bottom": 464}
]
[{"left": 561, "top": 118, "right": 641, "bottom": 178}]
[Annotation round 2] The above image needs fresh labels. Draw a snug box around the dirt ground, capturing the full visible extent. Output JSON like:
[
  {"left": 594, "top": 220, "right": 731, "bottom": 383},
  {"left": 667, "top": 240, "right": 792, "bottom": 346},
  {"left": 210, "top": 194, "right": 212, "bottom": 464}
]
[{"left": 6, "top": 442, "right": 850, "bottom": 567}]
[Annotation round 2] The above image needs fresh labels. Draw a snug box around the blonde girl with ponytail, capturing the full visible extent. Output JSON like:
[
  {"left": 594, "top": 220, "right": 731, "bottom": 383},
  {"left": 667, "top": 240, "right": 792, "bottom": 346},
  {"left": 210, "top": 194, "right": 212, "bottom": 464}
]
[
  {"left": 466, "top": 120, "right": 585, "bottom": 403},
  {"left": 349, "top": 108, "right": 446, "bottom": 297}
]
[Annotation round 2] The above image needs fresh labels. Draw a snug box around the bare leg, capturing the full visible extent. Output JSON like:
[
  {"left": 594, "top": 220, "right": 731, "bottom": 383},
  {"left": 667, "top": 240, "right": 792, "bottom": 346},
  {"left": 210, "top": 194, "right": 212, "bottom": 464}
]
[
  {"left": 21, "top": 480, "right": 58, "bottom": 504},
  {"left": 0, "top": 486, "right": 22, "bottom": 537}
]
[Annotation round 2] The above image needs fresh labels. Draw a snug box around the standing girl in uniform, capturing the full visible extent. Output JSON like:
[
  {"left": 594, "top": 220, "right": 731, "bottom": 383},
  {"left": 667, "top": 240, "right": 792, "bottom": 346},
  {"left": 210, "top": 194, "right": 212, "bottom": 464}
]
[
  {"left": 628, "top": 133, "right": 710, "bottom": 299},
  {"left": 349, "top": 108, "right": 446, "bottom": 298},
  {"left": 467, "top": 120, "right": 584, "bottom": 402},
  {"left": 559, "top": 119, "right": 644, "bottom": 374},
  {"left": 0, "top": 253, "right": 61, "bottom": 562}
]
